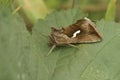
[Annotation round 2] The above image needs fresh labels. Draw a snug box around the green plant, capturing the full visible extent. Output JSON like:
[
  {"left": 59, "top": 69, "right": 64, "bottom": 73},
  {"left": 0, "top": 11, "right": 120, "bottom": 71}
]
[
  {"left": 105, "top": 0, "right": 116, "bottom": 21},
  {"left": 1, "top": 6, "right": 120, "bottom": 80}
]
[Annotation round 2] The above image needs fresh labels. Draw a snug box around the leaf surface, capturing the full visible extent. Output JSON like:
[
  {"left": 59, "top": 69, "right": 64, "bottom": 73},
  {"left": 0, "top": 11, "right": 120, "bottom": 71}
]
[
  {"left": 1, "top": 7, "right": 120, "bottom": 80},
  {"left": 32, "top": 8, "right": 120, "bottom": 80},
  {"left": 0, "top": 7, "right": 32, "bottom": 80}
]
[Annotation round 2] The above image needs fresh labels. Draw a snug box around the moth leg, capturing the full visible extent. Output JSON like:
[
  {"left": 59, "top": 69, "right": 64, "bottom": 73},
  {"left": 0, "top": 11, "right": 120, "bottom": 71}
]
[
  {"left": 47, "top": 44, "right": 56, "bottom": 56},
  {"left": 68, "top": 44, "right": 80, "bottom": 49}
]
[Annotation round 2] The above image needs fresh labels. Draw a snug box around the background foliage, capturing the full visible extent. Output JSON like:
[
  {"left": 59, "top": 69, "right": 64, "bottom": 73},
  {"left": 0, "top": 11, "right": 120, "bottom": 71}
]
[{"left": 0, "top": 0, "right": 120, "bottom": 80}]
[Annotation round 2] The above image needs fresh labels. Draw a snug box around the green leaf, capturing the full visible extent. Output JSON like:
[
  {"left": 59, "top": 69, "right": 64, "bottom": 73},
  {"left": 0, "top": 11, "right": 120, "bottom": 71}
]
[
  {"left": 105, "top": 0, "right": 116, "bottom": 21},
  {"left": 32, "top": 8, "right": 120, "bottom": 80},
  {"left": 1, "top": 7, "right": 120, "bottom": 80},
  {"left": 0, "top": 7, "right": 31, "bottom": 80}
]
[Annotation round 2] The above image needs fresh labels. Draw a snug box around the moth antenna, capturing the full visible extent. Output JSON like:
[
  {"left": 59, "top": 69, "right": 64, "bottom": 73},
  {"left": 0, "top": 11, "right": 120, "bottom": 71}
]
[
  {"left": 40, "top": 33, "right": 48, "bottom": 38},
  {"left": 68, "top": 44, "right": 80, "bottom": 49},
  {"left": 12, "top": 6, "right": 21, "bottom": 15},
  {"left": 47, "top": 44, "right": 56, "bottom": 56}
]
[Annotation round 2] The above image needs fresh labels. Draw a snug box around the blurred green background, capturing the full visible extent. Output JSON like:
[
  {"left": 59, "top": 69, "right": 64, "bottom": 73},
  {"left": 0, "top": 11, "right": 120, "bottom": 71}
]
[
  {"left": 0, "top": 0, "right": 120, "bottom": 28},
  {"left": 1, "top": 1, "right": 120, "bottom": 80},
  {"left": 44, "top": 0, "right": 120, "bottom": 21}
]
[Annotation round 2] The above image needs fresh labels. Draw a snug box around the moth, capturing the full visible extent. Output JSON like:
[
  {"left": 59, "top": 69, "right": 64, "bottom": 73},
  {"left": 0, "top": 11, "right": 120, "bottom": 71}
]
[{"left": 48, "top": 17, "right": 102, "bottom": 55}]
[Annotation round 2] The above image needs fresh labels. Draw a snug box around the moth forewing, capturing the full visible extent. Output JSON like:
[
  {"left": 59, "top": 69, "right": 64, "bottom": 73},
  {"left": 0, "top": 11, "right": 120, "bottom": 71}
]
[{"left": 84, "top": 17, "right": 102, "bottom": 39}]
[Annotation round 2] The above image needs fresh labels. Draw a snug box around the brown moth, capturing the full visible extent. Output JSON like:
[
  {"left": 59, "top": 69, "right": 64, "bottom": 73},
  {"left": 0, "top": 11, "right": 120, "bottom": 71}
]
[{"left": 48, "top": 17, "right": 102, "bottom": 55}]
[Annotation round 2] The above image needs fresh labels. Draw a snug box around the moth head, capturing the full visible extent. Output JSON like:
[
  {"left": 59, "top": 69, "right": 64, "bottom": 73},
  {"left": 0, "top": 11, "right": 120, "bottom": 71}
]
[{"left": 49, "top": 27, "right": 70, "bottom": 45}]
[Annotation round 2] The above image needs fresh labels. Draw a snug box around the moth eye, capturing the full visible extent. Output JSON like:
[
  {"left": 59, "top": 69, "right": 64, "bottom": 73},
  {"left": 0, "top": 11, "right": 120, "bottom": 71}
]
[{"left": 72, "top": 30, "right": 81, "bottom": 38}]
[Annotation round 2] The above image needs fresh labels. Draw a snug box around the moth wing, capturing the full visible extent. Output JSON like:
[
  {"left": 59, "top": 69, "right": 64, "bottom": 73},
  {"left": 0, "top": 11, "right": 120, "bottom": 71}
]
[{"left": 75, "top": 34, "right": 101, "bottom": 43}]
